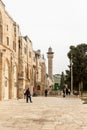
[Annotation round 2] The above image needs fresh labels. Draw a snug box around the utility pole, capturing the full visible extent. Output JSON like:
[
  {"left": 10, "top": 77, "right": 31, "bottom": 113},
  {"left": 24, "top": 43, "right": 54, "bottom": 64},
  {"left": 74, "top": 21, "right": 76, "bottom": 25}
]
[{"left": 71, "top": 54, "right": 73, "bottom": 94}]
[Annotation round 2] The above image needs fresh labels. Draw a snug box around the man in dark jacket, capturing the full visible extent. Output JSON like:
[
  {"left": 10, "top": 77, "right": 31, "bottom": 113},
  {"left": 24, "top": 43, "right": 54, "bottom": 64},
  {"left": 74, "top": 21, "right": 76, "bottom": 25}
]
[
  {"left": 45, "top": 89, "right": 48, "bottom": 97},
  {"left": 25, "top": 88, "right": 32, "bottom": 103}
]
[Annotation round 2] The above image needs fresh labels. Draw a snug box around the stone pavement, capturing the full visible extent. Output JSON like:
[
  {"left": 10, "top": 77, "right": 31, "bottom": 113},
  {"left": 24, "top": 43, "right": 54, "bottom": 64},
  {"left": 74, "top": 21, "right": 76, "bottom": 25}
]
[{"left": 0, "top": 96, "right": 87, "bottom": 130}]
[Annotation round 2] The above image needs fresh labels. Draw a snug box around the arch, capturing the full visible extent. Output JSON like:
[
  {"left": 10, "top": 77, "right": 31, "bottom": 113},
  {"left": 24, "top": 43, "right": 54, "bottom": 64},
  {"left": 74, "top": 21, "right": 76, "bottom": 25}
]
[{"left": 37, "top": 85, "right": 40, "bottom": 90}]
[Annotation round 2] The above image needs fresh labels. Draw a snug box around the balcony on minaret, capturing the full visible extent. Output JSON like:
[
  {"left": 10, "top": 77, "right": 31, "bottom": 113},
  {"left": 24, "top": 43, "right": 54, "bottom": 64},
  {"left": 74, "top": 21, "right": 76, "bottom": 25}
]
[{"left": 47, "top": 47, "right": 54, "bottom": 59}]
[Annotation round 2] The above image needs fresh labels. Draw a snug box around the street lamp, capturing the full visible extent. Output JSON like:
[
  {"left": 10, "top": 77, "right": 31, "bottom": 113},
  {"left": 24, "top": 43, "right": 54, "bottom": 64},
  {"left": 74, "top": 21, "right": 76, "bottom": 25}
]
[{"left": 71, "top": 54, "right": 73, "bottom": 94}]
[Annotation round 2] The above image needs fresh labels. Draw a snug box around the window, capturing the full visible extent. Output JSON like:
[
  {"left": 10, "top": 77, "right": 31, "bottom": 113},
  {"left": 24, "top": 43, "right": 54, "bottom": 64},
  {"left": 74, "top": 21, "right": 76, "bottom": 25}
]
[
  {"left": 13, "top": 41, "right": 16, "bottom": 52},
  {"left": 14, "top": 27, "right": 16, "bottom": 32},
  {"left": 7, "top": 25, "right": 8, "bottom": 31},
  {"left": 14, "top": 26, "right": 16, "bottom": 37},
  {"left": 7, "top": 37, "right": 9, "bottom": 45},
  {"left": 37, "top": 85, "right": 40, "bottom": 90}
]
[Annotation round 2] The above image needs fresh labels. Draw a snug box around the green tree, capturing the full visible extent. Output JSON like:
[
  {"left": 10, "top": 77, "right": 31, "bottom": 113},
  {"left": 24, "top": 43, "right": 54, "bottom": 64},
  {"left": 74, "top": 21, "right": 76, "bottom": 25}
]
[
  {"left": 65, "top": 43, "right": 87, "bottom": 93},
  {"left": 60, "top": 72, "right": 65, "bottom": 89}
]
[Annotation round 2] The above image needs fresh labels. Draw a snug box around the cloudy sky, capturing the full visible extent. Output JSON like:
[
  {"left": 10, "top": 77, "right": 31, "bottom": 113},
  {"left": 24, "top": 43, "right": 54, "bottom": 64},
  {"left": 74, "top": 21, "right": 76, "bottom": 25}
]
[{"left": 2, "top": 0, "right": 87, "bottom": 74}]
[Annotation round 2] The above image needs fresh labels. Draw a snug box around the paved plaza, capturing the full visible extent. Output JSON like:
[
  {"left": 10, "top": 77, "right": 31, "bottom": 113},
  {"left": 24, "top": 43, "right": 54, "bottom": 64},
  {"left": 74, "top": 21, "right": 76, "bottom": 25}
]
[{"left": 0, "top": 96, "right": 87, "bottom": 130}]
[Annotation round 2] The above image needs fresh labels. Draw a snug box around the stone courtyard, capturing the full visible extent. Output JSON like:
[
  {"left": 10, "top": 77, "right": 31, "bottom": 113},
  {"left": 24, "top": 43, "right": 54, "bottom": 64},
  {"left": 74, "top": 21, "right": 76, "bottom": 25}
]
[{"left": 0, "top": 96, "right": 87, "bottom": 130}]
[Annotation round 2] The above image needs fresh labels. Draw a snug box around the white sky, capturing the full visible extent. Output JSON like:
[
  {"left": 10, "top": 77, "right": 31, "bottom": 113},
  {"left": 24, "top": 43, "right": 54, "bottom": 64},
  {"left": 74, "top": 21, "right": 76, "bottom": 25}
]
[{"left": 2, "top": 0, "right": 87, "bottom": 74}]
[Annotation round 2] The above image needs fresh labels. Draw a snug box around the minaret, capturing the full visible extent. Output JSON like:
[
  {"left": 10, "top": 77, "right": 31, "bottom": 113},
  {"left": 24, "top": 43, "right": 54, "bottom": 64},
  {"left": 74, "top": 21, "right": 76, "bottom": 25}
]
[{"left": 47, "top": 47, "right": 54, "bottom": 80}]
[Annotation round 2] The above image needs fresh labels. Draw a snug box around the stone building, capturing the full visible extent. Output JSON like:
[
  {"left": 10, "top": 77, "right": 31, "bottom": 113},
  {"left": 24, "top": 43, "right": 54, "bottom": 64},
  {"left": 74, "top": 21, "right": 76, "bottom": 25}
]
[
  {"left": 0, "top": 0, "right": 47, "bottom": 100},
  {"left": 18, "top": 36, "right": 33, "bottom": 98},
  {"left": 33, "top": 51, "right": 46, "bottom": 96},
  {"left": 33, "top": 50, "right": 41, "bottom": 95},
  {"left": 0, "top": 1, "right": 19, "bottom": 100},
  {"left": 40, "top": 55, "right": 46, "bottom": 95}
]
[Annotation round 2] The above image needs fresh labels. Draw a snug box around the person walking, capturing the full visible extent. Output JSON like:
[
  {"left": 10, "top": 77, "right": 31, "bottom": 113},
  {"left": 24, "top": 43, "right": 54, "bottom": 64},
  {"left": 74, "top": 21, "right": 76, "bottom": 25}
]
[
  {"left": 45, "top": 89, "right": 48, "bottom": 97},
  {"left": 66, "top": 87, "right": 68, "bottom": 95},
  {"left": 63, "top": 88, "right": 66, "bottom": 97},
  {"left": 25, "top": 88, "right": 32, "bottom": 103}
]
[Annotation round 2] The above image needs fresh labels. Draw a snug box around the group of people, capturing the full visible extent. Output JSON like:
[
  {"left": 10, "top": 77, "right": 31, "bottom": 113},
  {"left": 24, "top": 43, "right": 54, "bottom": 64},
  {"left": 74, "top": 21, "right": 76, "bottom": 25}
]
[{"left": 24, "top": 85, "right": 71, "bottom": 102}]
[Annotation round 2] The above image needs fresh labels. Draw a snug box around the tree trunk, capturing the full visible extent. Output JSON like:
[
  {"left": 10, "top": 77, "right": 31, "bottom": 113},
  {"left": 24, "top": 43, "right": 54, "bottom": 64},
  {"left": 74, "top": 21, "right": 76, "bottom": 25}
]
[{"left": 79, "top": 81, "right": 83, "bottom": 96}]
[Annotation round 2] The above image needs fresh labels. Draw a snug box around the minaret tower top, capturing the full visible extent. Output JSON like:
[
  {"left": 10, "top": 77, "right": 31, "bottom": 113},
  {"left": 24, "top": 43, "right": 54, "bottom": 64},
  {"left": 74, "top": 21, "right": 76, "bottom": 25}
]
[{"left": 47, "top": 47, "right": 54, "bottom": 80}]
